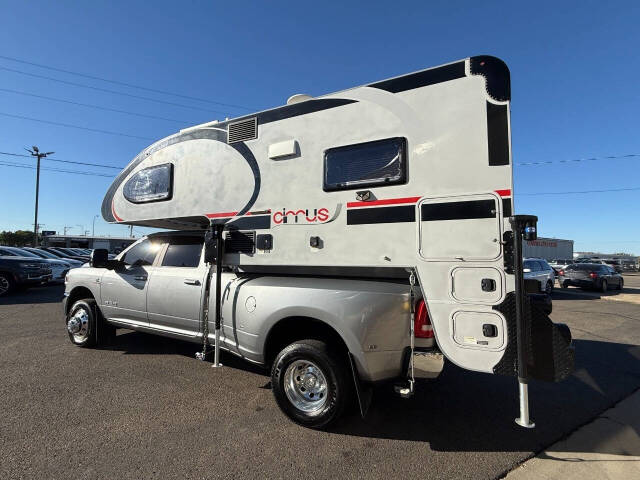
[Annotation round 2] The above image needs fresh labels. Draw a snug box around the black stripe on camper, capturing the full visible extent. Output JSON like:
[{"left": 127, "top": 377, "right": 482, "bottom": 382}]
[
  {"left": 470, "top": 56, "right": 511, "bottom": 102},
  {"left": 347, "top": 205, "right": 415, "bottom": 225},
  {"left": 224, "top": 214, "right": 271, "bottom": 230},
  {"left": 502, "top": 198, "right": 512, "bottom": 217},
  {"left": 368, "top": 61, "right": 465, "bottom": 93},
  {"left": 487, "top": 102, "right": 510, "bottom": 166},
  {"left": 421, "top": 200, "right": 496, "bottom": 221}
]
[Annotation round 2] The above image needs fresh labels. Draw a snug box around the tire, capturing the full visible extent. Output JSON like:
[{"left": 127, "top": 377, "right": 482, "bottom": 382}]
[
  {"left": 0, "top": 273, "right": 14, "bottom": 297},
  {"left": 617, "top": 279, "right": 624, "bottom": 291},
  {"left": 271, "top": 339, "right": 352, "bottom": 429},
  {"left": 560, "top": 280, "right": 568, "bottom": 289},
  {"left": 66, "top": 298, "right": 114, "bottom": 348},
  {"left": 545, "top": 280, "right": 554, "bottom": 295},
  {"left": 600, "top": 280, "right": 608, "bottom": 293}
]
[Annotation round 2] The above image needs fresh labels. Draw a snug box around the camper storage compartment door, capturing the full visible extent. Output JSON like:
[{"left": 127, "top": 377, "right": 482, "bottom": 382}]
[{"left": 418, "top": 193, "right": 502, "bottom": 261}]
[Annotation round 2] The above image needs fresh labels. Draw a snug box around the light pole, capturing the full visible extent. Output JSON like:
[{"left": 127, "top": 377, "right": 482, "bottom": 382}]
[
  {"left": 26, "top": 146, "right": 54, "bottom": 247},
  {"left": 92, "top": 214, "right": 99, "bottom": 237}
]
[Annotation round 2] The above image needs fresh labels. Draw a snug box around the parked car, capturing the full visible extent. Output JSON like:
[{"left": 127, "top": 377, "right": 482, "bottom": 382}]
[
  {"left": 40, "top": 247, "right": 89, "bottom": 263},
  {"left": 0, "top": 255, "right": 52, "bottom": 296},
  {"left": 22, "top": 247, "right": 84, "bottom": 268},
  {"left": 0, "top": 246, "right": 71, "bottom": 283},
  {"left": 602, "top": 260, "right": 624, "bottom": 274},
  {"left": 558, "top": 263, "right": 623, "bottom": 292},
  {"left": 548, "top": 259, "right": 574, "bottom": 274},
  {"left": 523, "top": 258, "right": 556, "bottom": 294}
]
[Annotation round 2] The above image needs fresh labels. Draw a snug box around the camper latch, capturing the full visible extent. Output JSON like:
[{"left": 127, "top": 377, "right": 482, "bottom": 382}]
[{"left": 355, "top": 190, "right": 372, "bottom": 202}]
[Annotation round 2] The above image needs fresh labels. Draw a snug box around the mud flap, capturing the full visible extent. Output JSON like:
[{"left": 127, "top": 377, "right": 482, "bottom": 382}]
[
  {"left": 348, "top": 353, "right": 373, "bottom": 418},
  {"left": 493, "top": 292, "right": 575, "bottom": 382}
]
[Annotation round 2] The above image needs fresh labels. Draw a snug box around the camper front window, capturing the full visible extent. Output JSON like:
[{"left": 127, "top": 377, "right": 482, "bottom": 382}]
[
  {"left": 323, "top": 137, "right": 406, "bottom": 191},
  {"left": 123, "top": 163, "right": 173, "bottom": 203}
]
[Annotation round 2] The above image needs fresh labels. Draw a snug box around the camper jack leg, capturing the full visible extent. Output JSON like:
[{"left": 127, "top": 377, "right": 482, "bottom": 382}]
[
  {"left": 395, "top": 270, "right": 417, "bottom": 399},
  {"left": 212, "top": 222, "right": 225, "bottom": 368},
  {"left": 510, "top": 215, "right": 538, "bottom": 429}
]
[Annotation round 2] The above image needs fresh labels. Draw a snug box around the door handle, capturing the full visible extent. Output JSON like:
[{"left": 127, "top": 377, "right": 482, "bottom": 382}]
[
  {"left": 184, "top": 279, "right": 201, "bottom": 285},
  {"left": 134, "top": 275, "right": 147, "bottom": 281}
]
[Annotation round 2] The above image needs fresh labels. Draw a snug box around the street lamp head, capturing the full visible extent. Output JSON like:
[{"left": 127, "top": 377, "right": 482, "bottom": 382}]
[{"left": 32, "top": 146, "right": 39, "bottom": 153}]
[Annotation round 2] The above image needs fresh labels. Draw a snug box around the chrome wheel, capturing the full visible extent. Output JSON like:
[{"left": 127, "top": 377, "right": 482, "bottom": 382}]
[
  {"left": 0, "top": 275, "right": 10, "bottom": 296},
  {"left": 283, "top": 360, "right": 328, "bottom": 415},
  {"left": 67, "top": 307, "right": 90, "bottom": 343}
]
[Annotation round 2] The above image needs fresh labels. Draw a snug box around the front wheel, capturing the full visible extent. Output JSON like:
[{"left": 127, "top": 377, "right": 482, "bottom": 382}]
[
  {"left": 0, "top": 273, "right": 14, "bottom": 297},
  {"left": 271, "top": 339, "right": 352, "bottom": 429},
  {"left": 617, "top": 279, "right": 624, "bottom": 291},
  {"left": 66, "top": 298, "right": 114, "bottom": 347},
  {"left": 600, "top": 280, "right": 608, "bottom": 293},
  {"left": 545, "top": 280, "right": 554, "bottom": 295}
]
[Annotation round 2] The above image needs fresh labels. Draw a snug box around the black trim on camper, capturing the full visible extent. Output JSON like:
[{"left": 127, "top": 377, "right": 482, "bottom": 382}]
[
  {"left": 486, "top": 102, "right": 510, "bottom": 166},
  {"left": 470, "top": 56, "right": 511, "bottom": 102},
  {"left": 368, "top": 61, "right": 466, "bottom": 93},
  {"left": 347, "top": 205, "right": 415, "bottom": 225},
  {"left": 421, "top": 199, "right": 496, "bottom": 222}
]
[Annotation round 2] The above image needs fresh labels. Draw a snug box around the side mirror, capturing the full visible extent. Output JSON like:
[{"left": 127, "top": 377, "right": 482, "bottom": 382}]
[{"left": 90, "top": 248, "right": 109, "bottom": 268}]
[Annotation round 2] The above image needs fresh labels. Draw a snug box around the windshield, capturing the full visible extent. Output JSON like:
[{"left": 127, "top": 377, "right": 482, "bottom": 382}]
[
  {"left": 25, "top": 248, "right": 56, "bottom": 259},
  {"left": 6, "top": 247, "right": 40, "bottom": 258}
]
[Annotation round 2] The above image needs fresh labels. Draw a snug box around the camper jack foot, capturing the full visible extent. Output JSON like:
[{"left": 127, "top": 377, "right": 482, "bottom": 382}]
[
  {"left": 195, "top": 350, "right": 210, "bottom": 361},
  {"left": 515, "top": 381, "right": 535, "bottom": 428},
  {"left": 394, "top": 380, "right": 415, "bottom": 399}
]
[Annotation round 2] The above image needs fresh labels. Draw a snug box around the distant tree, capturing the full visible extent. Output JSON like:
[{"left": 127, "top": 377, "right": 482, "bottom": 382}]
[{"left": 0, "top": 230, "right": 36, "bottom": 246}]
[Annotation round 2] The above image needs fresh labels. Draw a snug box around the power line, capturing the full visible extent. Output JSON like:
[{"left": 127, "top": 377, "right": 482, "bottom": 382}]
[
  {"left": 518, "top": 186, "right": 640, "bottom": 196},
  {"left": 0, "top": 151, "right": 123, "bottom": 170},
  {"left": 0, "top": 87, "right": 189, "bottom": 124},
  {"left": 0, "top": 54, "right": 252, "bottom": 111},
  {"left": 517, "top": 153, "right": 640, "bottom": 166},
  {"left": 0, "top": 160, "right": 115, "bottom": 177},
  {"left": 0, "top": 111, "right": 154, "bottom": 140},
  {"left": 0, "top": 66, "right": 227, "bottom": 115}
]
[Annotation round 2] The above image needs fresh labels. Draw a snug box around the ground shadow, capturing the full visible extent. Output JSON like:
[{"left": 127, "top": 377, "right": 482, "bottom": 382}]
[
  {"left": 102, "top": 329, "right": 640, "bottom": 455},
  {"left": 329, "top": 339, "right": 640, "bottom": 455},
  {"left": 105, "top": 330, "right": 267, "bottom": 375},
  {"left": 551, "top": 286, "right": 636, "bottom": 301},
  {"left": 0, "top": 284, "right": 64, "bottom": 305}
]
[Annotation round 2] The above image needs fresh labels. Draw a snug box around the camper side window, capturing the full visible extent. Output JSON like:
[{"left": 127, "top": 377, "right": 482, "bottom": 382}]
[
  {"left": 323, "top": 137, "right": 407, "bottom": 191},
  {"left": 123, "top": 163, "right": 173, "bottom": 203}
]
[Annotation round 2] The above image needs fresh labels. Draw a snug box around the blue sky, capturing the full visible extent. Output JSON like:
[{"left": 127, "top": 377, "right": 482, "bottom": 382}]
[{"left": 0, "top": 0, "right": 638, "bottom": 254}]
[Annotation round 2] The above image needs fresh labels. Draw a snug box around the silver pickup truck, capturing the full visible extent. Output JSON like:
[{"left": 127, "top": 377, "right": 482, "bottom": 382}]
[{"left": 63, "top": 231, "right": 441, "bottom": 428}]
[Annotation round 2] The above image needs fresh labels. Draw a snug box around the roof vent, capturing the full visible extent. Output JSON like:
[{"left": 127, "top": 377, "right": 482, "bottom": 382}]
[
  {"left": 228, "top": 117, "right": 257, "bottom": 144},
  {"left": 287, "top": 94, "right": 313, "bottom": 105}
]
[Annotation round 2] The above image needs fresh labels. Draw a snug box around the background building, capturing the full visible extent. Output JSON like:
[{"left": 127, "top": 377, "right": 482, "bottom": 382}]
[{"left": 523, "top": 237, "right": 573, "bottom": 260}]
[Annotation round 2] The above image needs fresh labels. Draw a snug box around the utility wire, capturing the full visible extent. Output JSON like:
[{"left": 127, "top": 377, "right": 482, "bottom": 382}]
[
  {"left": 0, "top": 111, "right": 154, "bottom": 140},
  {"left": 0, "top": 66, "right": 228, "bottom": 115},
  {"left": 517, "top": 153, "right": 640, "bottom": 166},
  {"left": 0, "top": 151, "right": 123, "bottom": 170},
  {"left": 0, "top": 160, "right": 114, "bottom": 178},
  {"left": 0, "top": 87, "right": 189, "bottom": 124},
  {"left": 0, "top": 54, "right": 252, "bottom": 111}
]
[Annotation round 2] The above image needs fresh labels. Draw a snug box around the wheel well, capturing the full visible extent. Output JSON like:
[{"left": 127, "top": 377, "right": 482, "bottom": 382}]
[
  {"left": 65, "top": 287, "right": 95, "bottom": 314},
  {"left": 264, "top": 317, "right": 350, "bottom": 369}
]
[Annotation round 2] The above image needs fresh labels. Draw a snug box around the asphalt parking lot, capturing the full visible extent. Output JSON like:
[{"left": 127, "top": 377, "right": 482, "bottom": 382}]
[{"left": 1, "top": 277, "right": 639, "bottom": 480}]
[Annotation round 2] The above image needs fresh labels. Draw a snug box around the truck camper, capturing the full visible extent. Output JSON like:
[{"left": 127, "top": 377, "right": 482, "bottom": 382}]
[{"left": 64, "top": 56, "right": 574, "bottom": 428}]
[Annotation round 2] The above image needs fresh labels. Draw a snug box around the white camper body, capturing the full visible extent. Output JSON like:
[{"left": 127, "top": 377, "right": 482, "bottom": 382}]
[{"left": 103, "top": 56, "right": 517, "bottom": 376}]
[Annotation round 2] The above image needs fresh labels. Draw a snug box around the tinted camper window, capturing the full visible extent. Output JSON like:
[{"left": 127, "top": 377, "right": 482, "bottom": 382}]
[
  {"left": 124, "top": 163, "right": 173, "bottom": 203},
  {"left": 323, "top": 137, "right": 406, "bottom": 191}
]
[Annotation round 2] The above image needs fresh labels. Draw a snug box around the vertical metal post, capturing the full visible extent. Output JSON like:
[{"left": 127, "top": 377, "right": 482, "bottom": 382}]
[
  {"left": 510, "top": 216, "right": 535, "bottom": 428},
  {"left": 212, "top": 223, "right": 224, "bottom": 368},
  {"left": 33, "top": 154, "right": 41, "bottom": 247}
]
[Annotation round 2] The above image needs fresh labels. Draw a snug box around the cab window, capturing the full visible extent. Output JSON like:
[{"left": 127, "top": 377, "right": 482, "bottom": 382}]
[
  {"left": 121, "top": 239, "right": 162, "bottom": 267},
  {"left": 161, "top": 238, "right": 203, "bottom": 268}
]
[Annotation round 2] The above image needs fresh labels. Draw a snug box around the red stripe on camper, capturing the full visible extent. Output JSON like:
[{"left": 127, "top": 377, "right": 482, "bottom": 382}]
[
  {"left": 347, "top": 196, "right": 421, "bottom": 208},
  {"left": 111, "top": 200, "right": 123, "bottom": 222},
  {"left": 495, "top": 189, "right": 511, "bottom": 197},
  {"left": 205, "top": 211, "right": 238, "bottom": 219},
  {"left": 204, "top": 209, "right": 272, "bottom": 219}
]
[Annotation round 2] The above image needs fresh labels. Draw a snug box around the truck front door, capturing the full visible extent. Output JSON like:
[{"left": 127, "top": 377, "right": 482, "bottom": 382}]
[
  {"left": 99, "top": 238, "right": 163, "bottom": 326},
  {"left": 146, "top": 235, "right": 207, "bottom": 336}
]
